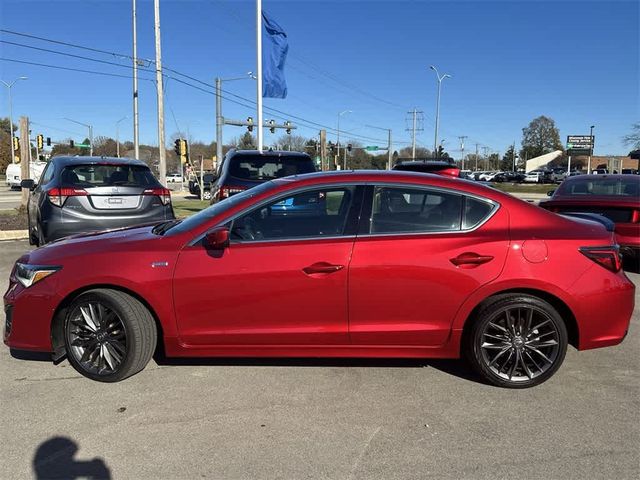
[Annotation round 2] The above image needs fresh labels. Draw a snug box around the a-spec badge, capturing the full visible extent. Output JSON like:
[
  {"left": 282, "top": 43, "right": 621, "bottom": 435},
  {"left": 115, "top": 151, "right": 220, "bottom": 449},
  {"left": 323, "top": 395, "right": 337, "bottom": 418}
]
[{"left": 151, "top": 261, "right": 169, "bottom": 268}]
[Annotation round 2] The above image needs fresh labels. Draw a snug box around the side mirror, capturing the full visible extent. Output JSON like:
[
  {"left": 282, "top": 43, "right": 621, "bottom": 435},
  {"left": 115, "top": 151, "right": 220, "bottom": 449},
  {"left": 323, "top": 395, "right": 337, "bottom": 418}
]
[
  {"left": 204, "top": 227, "right": 230, "bottom": 250},
  {"left": 547, "top": 189, "right": 556, "bottom": 197},
  {"left": 20, "top": 179, "right": 35, "bottom": 190}
]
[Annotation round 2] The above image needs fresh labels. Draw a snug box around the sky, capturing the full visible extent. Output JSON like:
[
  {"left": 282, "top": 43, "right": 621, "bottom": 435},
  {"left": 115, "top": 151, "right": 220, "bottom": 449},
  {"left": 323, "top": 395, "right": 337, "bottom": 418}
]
[{"left": 1, "top": 0, "right": 638, "bottom": 158}]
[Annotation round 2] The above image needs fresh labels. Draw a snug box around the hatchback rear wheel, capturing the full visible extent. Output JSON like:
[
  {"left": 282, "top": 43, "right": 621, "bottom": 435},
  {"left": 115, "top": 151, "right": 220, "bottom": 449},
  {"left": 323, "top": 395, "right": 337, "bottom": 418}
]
[
  {"left": 465, "top": 295, "right": 568, "bottom": 388},
  {"left": 64, "top": 289, "right": 157, "bottom": 382}
]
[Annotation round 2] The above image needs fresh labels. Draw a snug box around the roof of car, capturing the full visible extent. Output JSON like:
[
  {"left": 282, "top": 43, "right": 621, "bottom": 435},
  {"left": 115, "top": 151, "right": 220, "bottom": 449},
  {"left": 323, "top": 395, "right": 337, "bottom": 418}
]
[
  {"left": 394, "top": 160, "right": 456, "bottom": 167},
  {"left": 231, "top": 149, "right": 311, "bottom": 158},
  {"left": 50, "top": 156, "right": 149, "bottom": 167}
]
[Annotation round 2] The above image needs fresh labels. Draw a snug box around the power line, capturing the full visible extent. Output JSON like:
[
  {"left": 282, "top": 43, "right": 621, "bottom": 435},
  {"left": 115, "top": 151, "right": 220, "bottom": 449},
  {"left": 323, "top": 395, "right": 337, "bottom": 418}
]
[{"left": 0, "top": 57, "right": 155, "bottom": 81}]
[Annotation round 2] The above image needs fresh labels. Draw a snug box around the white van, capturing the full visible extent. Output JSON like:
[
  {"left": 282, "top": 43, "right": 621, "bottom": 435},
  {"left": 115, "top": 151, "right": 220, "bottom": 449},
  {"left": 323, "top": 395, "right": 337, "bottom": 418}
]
[{"left": 4, "top": 162, "right": 48, "bottom": 189}]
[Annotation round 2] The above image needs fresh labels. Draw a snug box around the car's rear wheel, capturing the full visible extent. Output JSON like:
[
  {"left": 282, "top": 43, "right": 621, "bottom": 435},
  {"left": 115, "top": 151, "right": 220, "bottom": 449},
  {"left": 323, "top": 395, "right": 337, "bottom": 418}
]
[
  {"left": 64, "top": 289, "right": 157, "bottom": 382},
  {"left": 202, "top": 190, "right": 212, "bottom": 201},
  {"left": 36, "top": 221, "right": 45, "bottom": 247},
  {"left": 464, "top": 295, "right": 568, "bottom": 388}
]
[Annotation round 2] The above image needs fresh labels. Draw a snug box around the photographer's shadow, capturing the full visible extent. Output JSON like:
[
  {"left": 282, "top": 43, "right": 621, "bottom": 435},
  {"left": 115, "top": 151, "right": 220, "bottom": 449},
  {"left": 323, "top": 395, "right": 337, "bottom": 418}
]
[{"left": 33, "top": 436, "right": 110, "bottom": 480}]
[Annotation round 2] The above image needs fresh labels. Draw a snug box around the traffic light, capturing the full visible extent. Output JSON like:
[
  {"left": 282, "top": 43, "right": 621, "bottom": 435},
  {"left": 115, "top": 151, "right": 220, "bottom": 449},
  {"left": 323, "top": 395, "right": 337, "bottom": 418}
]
[
  {"left": 328, "top": 141, "right": 335, "bottom": 153},
  {"left": 174, "top": 139, "right": 188, "bottom": 164},
  {"left": 174, "top": 139, "right": 181, "bottom": 156},
  {"left": 37, "top": 134, "right": 44, "bottom": 150},
  {"left": 46, "top": 137, "right": 51, "bottom": 146},
  {"left": 12, "top": 137, "right": 19, "bottom": 151},
  {"left": 285, "top": 121, "right": 292, "bottom": 135},
  {"left": 268, "top": 119, "right": 276, "bottom": 134},
  {"left": 347, "top": 144, "right": 352, "bottom": 153},
  {"left": 70, "top": 140, "right": 75, "bottom": 148},
  {"left": 247, "top": 117, "right": 254, "bottom": 132}
]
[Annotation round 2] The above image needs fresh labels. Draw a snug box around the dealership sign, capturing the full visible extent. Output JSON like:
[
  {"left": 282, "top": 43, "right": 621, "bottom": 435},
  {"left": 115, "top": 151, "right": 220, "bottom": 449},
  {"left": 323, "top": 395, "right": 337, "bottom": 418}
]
[{"left": 566, "top": 135, "right": 594, "bottom": 155}]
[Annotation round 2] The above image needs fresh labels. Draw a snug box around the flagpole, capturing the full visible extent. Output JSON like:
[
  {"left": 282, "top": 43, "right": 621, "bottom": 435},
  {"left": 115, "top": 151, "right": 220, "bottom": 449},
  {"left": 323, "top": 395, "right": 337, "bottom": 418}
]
[{"left": 256, "top": 0, "right": 263, "bottom": 152}]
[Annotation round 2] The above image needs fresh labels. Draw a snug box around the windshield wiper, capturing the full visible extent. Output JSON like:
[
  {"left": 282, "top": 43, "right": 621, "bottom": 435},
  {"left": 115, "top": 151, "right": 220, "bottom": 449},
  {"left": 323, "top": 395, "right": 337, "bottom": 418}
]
[{"left": 152, "top": 219, "right": 182, "bottom": 235}]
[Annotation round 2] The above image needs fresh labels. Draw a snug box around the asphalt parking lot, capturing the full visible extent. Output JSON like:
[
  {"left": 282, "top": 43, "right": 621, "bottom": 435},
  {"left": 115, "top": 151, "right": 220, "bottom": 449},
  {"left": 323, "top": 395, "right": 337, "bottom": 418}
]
[{"left": 1, "top": 239, "right": 638, "bottom": 480}]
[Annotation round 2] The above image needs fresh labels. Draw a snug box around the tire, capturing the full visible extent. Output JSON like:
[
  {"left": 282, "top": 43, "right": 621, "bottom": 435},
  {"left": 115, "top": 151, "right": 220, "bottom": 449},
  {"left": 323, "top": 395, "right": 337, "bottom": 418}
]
[
  {"left": 202, "top": 190, "right": 212, "bottom": 201},
  {"left": 63, "top": 289, "right": 157, "bottom": 382},
  {"left": 36, "top": 222, "right": 45, "bottom": 247},
  {"left": 27, "top": 215, "right": 36, "bottom": 246},
  {"left": 464, "top": 294, "right": 568, "bottom": 388}
]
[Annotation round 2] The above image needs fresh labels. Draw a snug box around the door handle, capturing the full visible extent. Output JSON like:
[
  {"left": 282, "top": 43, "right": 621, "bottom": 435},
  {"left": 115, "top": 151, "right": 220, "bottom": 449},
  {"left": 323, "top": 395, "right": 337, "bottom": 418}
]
[
  {"left": 450, "top": 253, "right": 494, "bottom": 267},
  {"left": 303, "top": 262, "right": 344, "bottom": 275}
]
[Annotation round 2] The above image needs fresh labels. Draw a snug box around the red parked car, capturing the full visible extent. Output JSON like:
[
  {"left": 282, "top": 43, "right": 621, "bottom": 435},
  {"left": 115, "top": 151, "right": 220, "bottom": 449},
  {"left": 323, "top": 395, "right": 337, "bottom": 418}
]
[
  {"left": 540, "top": 174, "right": 640, "bottom": 267},
  {"left": 4, "top": 171, "right": 634, "bottom": 388}
]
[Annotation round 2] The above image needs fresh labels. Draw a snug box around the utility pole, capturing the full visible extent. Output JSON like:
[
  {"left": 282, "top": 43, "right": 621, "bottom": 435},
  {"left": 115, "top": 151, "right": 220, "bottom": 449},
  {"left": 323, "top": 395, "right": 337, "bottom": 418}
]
[
  {"left": 587, "top": 125, "right": 595, "bottom": 174},
  {"left": 19, "top": 116, "right": 30, "bottom": 207},
  {"left": 411, "top": 108, "right": 417, "bottom": 159},
  {"left": 388, "top": 129, "right": 392, "bottom": 170},
  {"left": 482, "top": 146, "right": 490, "bottom": 170},
  {"left": 215, "top": 77, "right": 223, "bottom": 169},
  {"left": 458, "top": 135, "right": 467, "bottom": 170},
  {"left": 256, "top": 0, "right": 264, "bottom": 152},
  {"left": 153, "top": 0, "right": 167, "bottom": 185},
  {"left": 512, "top": 141, "right": 517, "bottom": 172},
  {"left": 475, "top": 143, "right": 479, "bottom": 171},
  {"left": 132, "top": 0, "right": 140, "bottom": 159},
  {"left": 337, "top": 110, "right": 352, "bottom": 169},
  {"left": 319, "top": 129, "right": 327, "bottom": 171}
]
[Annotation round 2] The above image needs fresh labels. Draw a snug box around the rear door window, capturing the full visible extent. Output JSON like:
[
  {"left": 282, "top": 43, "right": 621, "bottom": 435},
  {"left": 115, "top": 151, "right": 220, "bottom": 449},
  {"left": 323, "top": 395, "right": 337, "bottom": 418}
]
[{"left": 229, "top": 155, "right": 315, "bottom": 181}]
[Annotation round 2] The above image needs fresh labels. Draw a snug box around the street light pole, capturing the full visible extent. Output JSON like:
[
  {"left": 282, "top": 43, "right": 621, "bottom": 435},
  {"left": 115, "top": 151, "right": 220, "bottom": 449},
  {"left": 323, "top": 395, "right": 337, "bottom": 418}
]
[
  {"left": 216, "top": 72, "right": 255, "bottom": 170},
  {"left": 429, "top": 65, "right": 451, "bottom": 157},
  {"left": 337, "top": 110, "right": 352, "bottom": 170},
  {"left": 1, "top": 76, "right": 28, "bottom": 163},
  {"left": 116, "top": 116, "right": 128, "bottom": 157},
  {"left": 153, "top": 0, "right": 167, "bottom": 185},
  {"left": 64, "top": 118, "right": 93, "bottom": 156},
  {"left": 132, "top": 0, "right": 140, "bottom": 159}
]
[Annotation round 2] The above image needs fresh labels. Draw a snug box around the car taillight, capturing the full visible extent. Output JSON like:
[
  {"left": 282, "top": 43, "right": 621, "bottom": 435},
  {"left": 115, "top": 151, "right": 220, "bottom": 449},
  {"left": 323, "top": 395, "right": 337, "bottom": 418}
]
[
  {"left": 579, "top": 245, "right": 622, "bottom": 273},
  {"left": 631, "top": 210, "right": 640, "bottom": 223},
  {"left": 143, "top": 187, "right": 171, "bottom": 205},
  {"left": 48, "top": 187, "right": 88, "bottom": 207},
  {"left": 219, "top": 186, "right": 247, "bottom": 199}
]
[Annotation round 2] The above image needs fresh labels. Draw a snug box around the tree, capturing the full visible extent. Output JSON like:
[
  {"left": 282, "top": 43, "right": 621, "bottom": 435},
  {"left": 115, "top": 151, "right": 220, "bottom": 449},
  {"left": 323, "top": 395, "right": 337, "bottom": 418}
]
[
  {"left": 622, "top": 122, "right": 640, "bottom": 149},
  {"left": 275, "top": 134, "right": 309, "bottom": 153},
  {"left": 93, "top": 136, "right": 118, "bottom": 157},
  {"left": 397, "top": 146, "right": 432, "bottom": 159},
  {"left": 520, "top": 115, "right": 563, "bottom": 160},
  {"left": 237, "top": 132, "right": 256, "bottom": 150},
  {"left": 0, "top": 118, "right": 18, "bottom": 171},
  {"left": 501, "top": 145, "right": 516, "bottom": 171}
]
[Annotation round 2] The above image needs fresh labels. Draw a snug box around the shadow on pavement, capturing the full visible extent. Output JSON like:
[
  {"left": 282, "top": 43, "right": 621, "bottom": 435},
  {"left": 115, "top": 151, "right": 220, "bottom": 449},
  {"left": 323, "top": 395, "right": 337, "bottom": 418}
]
[{"left": 33, "top": 436, "right": 111, "bottom": 480}]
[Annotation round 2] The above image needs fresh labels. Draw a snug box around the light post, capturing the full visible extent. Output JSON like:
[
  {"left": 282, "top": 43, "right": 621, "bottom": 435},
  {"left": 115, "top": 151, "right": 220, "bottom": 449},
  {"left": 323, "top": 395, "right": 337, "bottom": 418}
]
[
  {"left": 64, "top": 118, "right": 94, "bottom": 156},
  {"left": 337, "top": 110, "right": 352, "bottom": 169},
  {"left": 115, "top": 116, "right": 128, "bottom": 157},
  {"left": 1, "top": 76, "right": 28, "bottom": 163},
  {"left": 429, "top": 65, "right": 451, "bottom": 157},
  {"left": 587, "top": 125, "right": 595, "bottom": 174},
  {"left": 366, "top": 124, "right": 393, "bottom": 170},
  {"left": 216, "top": 72, "right": 256, "bottom": 168}
]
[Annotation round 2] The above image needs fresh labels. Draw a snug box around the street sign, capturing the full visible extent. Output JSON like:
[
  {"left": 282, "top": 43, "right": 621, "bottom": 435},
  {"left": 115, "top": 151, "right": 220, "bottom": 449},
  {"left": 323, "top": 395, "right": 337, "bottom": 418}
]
[
  {"left": 566, "top": 135, "right": 594, "bottom": 154},
  {"left": 365, "top": 146, "right": 379, "bottom": 151},
  {"left": 77, "top": 143, "right": 91, "bottom": 149}
]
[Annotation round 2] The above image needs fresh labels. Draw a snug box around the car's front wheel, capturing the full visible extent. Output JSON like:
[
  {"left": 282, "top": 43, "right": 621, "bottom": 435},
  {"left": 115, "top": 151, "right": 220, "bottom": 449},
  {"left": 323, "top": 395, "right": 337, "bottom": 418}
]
[
  {"left": 64, "top": 289, "right": 157, "bottom": 382},
  {"left": 464, "top": 295, "right": 568, "bottom": 388}
]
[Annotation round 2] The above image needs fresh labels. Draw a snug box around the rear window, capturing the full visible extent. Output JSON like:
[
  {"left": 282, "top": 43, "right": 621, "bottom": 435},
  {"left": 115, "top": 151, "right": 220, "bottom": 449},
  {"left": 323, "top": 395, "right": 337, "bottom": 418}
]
[
  {"left": 228, "top": 154, "right": 315, "bottom": 181},
  {"left": 61, "top": 164, "right": 159, "bottom": 188},
  {"left": 557, "top": 177, "right": 640, "bottom": 197}
]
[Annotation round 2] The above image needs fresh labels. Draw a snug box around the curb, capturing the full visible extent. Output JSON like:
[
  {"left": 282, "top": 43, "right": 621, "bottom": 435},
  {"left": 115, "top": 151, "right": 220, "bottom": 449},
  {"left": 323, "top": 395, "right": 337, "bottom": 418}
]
[{"left": 0, "top": 230, "right": 29, "bottom": 241}]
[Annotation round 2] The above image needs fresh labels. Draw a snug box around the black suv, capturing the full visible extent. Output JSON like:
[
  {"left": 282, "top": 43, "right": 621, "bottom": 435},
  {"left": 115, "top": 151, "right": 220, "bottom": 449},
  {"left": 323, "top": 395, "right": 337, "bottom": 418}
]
[
  {"left": 211, "top": 149, "right": 316, "bottom": 203},
  {"left": 188, "top": 172, "right": 217, "bottom": 200},
  {"left": 22, "top": 156, "right": 174, "bottom": 245}
]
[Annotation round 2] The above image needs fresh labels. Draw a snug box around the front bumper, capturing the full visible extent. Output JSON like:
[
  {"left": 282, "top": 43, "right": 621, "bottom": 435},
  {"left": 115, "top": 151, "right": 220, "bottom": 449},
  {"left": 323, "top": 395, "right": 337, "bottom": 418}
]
[{"left": 3, "top": 278, "right": 61, "bottom": 352}]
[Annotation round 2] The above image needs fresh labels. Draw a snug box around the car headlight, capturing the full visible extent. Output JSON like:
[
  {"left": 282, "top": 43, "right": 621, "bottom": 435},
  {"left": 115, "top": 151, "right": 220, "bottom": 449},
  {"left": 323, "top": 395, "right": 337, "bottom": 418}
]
[{"left": 14, "top": 263, "right": 61, "bottom": 288}]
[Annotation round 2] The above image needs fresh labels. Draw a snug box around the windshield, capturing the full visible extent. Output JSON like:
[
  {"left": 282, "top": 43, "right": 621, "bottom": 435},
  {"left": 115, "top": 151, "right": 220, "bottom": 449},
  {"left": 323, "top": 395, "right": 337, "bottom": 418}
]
[
  {"left": 557, "top": 177, "right": 640, "bottom": 197},
  {"left": 164, "top": 181, "right": 277, "bottom": 236},
  {"left": 229, "top": 154, "right": 315, "bottom": 181}
]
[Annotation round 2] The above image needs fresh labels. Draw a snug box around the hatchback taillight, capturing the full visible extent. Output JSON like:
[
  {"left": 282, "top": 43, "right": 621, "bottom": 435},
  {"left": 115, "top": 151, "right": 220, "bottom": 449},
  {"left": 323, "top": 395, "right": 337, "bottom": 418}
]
[
  {"left": 579, "top": 245, "right": 622, "bottom": 273},
  {"left": 143, "top": 187, "right": 171, "bottom": 205},
  {"left": 219, "top": 185, "right": 247, "bottom": 200},
  {"left": 48, "top": 187, "right": 88, "bottom": 207},
  {"left": 631, "top": 210, "right": 640, "bottom": 223}
]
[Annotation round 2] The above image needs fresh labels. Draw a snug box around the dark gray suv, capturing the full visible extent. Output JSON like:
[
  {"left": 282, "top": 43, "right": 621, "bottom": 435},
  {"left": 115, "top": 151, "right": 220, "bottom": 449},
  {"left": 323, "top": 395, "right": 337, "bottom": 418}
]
[{"left": 22, "top": 156, "right": 175, "bottom": 245}]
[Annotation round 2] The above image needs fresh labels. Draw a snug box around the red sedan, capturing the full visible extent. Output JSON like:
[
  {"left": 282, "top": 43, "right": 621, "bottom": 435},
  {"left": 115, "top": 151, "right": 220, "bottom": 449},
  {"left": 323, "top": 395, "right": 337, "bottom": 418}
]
[
  {"left": 4, "top": 171, "right": 635, "bottom": 388},
  {"left": 540, "top": 174, "right": 640, "bottom": 266}
]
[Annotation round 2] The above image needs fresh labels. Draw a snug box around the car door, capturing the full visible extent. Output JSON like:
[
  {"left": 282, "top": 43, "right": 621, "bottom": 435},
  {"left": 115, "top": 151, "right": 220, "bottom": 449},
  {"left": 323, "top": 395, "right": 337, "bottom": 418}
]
[
  {"left": 173, "top": 184, "right": 364, "bottom": 346},
  {"left": 348, "top": 184, "right": 510, "bottom": 346}
]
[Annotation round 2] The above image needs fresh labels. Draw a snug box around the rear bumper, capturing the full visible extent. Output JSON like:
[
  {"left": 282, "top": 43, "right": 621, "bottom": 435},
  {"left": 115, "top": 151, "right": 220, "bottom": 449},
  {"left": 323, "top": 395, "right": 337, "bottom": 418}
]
[{"left": 568, "top": 265, "right": 635, "bottom": 350}]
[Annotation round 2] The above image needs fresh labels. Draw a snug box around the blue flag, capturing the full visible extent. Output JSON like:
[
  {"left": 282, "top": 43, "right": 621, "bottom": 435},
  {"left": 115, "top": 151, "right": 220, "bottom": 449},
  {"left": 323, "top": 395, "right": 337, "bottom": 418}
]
[{"left": 262, "top": 10, "right": 288, "bottom": 99}]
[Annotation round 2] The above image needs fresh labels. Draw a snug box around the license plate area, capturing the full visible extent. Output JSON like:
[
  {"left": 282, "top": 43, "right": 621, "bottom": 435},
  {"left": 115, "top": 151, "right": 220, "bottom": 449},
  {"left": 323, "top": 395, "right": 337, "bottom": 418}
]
[{"left": 91, "top": 195, "right": 140, "bottom": 210}]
